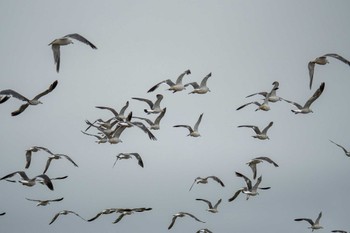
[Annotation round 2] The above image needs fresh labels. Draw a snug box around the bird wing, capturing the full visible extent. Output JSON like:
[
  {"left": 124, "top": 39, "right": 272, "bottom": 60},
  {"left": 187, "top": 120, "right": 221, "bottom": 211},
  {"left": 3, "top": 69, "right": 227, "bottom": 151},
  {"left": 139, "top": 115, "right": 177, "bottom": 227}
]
[
  {"left": 193, "top": 113, "right": 203, "bottom": 131},
  {"left": 304, "top": 82, "right": 325, "bottom": 108},
  {"left": 173, "top": 125, "right": 193, "bottom": 133},
  {"left": 132, "top": 97, "right": 154, "bottom": 108},
  {"left": 281, "top": 98, "right": 303, "bottom": 109},
  {"left": 236, "top": 102, "right": 259, "bottom": 111},
  {"left": 113, "top": 213, "right": 126, "bottom": 224},
  {"left": 0, "top": 95, "right": 10, "bottom": 104},
  {"left": 189, "top": 179, "right": 197, "bottom": 191},
  {"left": 184, "top": 212, "right": 205, "bottom": 223},
  {"left": 294, "top": 218, "right": 314, "bottom": 226},
  {"left": 184, "top": 82, "right": 199, "bottom": 89},
  {"left": 130, "top": 121, "right": 157, "bottom": 140},
  {"left": 60, "top": 154, "right": 79, "bottom": 167},
  {"left": 0, "top": 171, "right": 29, "bottom": 180},
  {"left": 65, "top": 33, "right": 97, "bottom": 49},
  {"left": 87, "top": 212, "right": 103, "bottom": 222},
  {"left": 43, "top": 158, "right": 54, "bottom": 174},
  {"left": 195, "top": 198, "right": 212, "bottom": 208},
  {"left": 324, "top": 53, "right": 350, "bottom": 65},
  {"left": 200, "top": 72, "right": 211, "bottom": 87},
  {"left": 49, "top": 213, "right": 61, "bottom": 225},
  {"left": 11, "top": 103, "right": 29, "bottom": 116},
  {"left": 254, "top": 156, "right": 279, "bottom": 167},
  {"left": 330, "top": 140, "right": 349, "bottom": 155},
  {"left": 262, "top": 121, "right": 273, "bottom": 134},
  {"left": 175, "top": 69, "right": 191, "bottom": 84},
  {"left": 131, "top": 153, "right": 144, "bottom": 168},
  {"left": 33, "top": 80, "right": 58, "bottom": 100},
  {"left": 228, "top": 188, "right": 243, "bottom": 202},
  {"left": 51, "top": 44, "right": 60, "bottom": 73},
  {"left": 25, "top": 150, "right": 32, "bottom": 169},
  {"left": 248, "top": 163, "right": 258, "bottom": 180},
  {"left": 147, "top": 80, "right": 168, "bottom": 93},
  {"left": 119, "top": 101, "right": 129, "bottom": 115},
  {"left": 35, "top": 174, "right": 54, "bottom": 191},
  {"left": 35, "top": 146, "right": 54, "bottom": 155},
  {"left": 25, "top": 198, "right": 40, "bottom": 202},
  {"left": 168, "top": 215, "right": 178, "bottom": 229},
  {"left": 132, "top": 116, "right": 153, "bottom": 126},
  {"left": 245, "top": 92, "right": 268, "bottom": 98},
  {"left": 154, "top": 107, "right": 166, "bottom": 125},
  {"left": 95, "top": 106, "right": 119, "bottom": 118},
  {"left": 252, "top": 175, "right": 263, "bottom": 190},
  {"left": 214, "top": 199, "right": 222, "bottom": 208},
  {"left": 208, "top": 176, "right": 225, "bottom": 187},
  {"left": 235, "top": 172, "right": 252, "bottom": 189},
  {"left": 50, "top": 197, "right": 64, "bottom": 202},
  {"left": 0, "top": 89, "right": 29, "bottom": 102},
  {"left": 238, "top": 125, "right": 261, "bottom": 135},
  {"left": 308, "top": 61, "right": 316, "bottom": 89},
  {"left": 51, "top": 175, "right": 68, "bottom": 181},
  {"left": 315, "top": 212, "right": 322, "bottom": 225}
]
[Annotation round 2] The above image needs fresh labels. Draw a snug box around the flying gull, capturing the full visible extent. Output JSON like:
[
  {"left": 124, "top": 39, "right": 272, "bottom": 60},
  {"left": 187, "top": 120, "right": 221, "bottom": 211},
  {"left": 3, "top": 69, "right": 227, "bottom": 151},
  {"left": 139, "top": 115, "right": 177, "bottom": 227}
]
[
  {"left": 246, "top": 81, "right": 282, "bottom": 102},
  {"left": 148, "top": 69, "right": 191, "bottom": 93},
  {"left": 95, "top": 101, "right": 130, "bottom": 122},
  {"left": 112, "top": 208, "right": 152, "bottom": 224},
  {"left": 246, "top": 156, "right": 279, "bottom": 179},
  {"left": 49, "top": 33, "right": 97, "bottom": 72},
  {"left": 189, "top": 176, "right": 225, "bottom": 191},
  {"left": 132, "top": 107, "right": 167, "bottom": 130},
  {"left": 0, "top": 80, "right": 58, "bottom": 116},
  {"left": 294, "top": 211, "right": 323, "bottom": 231},
  {"left": 113, "top": 153, "right": 144, "bottom": 168},
  {"left": 0, "top": 171, "right": 54, "bottom": 190},
  {"left": 308, "top": 53, "right": 350, "bottom": 89},
  {"left": 184, "top": 72, "right": 211, "bottom": 94},
  {"left": 168, "top": 212, "right": 205, "bottom": 230},
  {"left": 25, "top": 197, "right": 64, "bottom": 206},
  {"left": 195, "top": 198, "right": 222, "bottom": 213},
  {"left": 49, "top": 210, "right": 86, "bottom": 225},
  {"left": 132, "top": 94, "right": 164, "bottom": 114},
  {"left": 282, "top": 82, "right": 325, "bottom": 114},
  {"left": 238, "top": 121, "right": 273, "bottom": 140},
  {"left": 173, "top": 113, "right": 203, "bottom": 137}
]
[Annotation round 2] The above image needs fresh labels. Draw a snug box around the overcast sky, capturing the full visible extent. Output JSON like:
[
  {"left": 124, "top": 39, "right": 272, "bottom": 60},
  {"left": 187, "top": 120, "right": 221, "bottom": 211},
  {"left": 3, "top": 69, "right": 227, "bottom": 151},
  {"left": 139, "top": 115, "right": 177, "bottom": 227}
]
[{"left": 1, "top": 1, "right": 350, "bottom": 232}]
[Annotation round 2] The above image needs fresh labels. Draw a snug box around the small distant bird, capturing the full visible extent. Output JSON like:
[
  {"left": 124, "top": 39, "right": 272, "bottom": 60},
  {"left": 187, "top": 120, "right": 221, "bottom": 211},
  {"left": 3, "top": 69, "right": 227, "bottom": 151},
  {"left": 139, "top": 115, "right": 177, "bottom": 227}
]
[
  {"left": 87, "top": 208, "right": 119, "bottom": 222},
  {"left": 308, "top": 53, "right": 350, "bottom": 89},
  {"left": 25, "top": 197, "right": 64, "bottom": 206},
  {"left": 49, "top": 210, "right": 86, "bottom": 225},
  {"left": 238, "top": 121, "right": 273, "bottom": 140},
  {"left": 132, "top": 94, "right": 164, "bottom": 114},
  {"left": 168, "top": 212, "right": 205, "bottom": 230},
  {"left": 329, "top": 140, "right": 350, "bottom": 157},
  {"left": 0, "top": 80, "right": 58, "bottom": 116},
  {"left": 294, "top": 211, "right": 323, "bottom": 231},
  {"left": 246, "top": 81, "right": 282, "bottom": 102},
  {"left": 112, "top": 208, "right": 152, "bottom": 224},
  {"left": 185, "top": 72, "right": 211, "bottom": 94},
  {"left": 0, "top": 171, "right": 54, "bottom": 191},
  {"left": 282, "top": 82, "right": 325, "bottom": 114},
  {"left": 133, "top": 107, "right": 167, "bottom": 130},
  {"left": 246, "top": 156, "right": 279, "bottom": 179},
  {"left": 148, "top": 69, "right": 191, "bottom": 93},
  {"left": 195, "top": 198, "right": 222, "bottom": 213},
  {"left": 113, "top": 153, "right": 144, "bottom": 168},
  {"left": 173, "top": 113, "right": 203, "bottom": 137},
  {"left": 49, "top": 33, "right": 97, "bottom": 72},
  {"left": 196, "top": 229, "right": 213, "bottom": 233},
  {"left": 189, "top": 176, "right": 225, "bottom": 191},
  {"left": 228, "top": 172, "right": 270, "bottom": 202}
]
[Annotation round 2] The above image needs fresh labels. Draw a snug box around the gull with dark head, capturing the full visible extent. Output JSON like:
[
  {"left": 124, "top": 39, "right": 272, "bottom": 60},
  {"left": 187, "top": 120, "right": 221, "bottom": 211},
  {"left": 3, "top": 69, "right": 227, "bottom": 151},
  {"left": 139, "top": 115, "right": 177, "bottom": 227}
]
[
  {"left": 246, "top": 156, "right": 279, "bottom": 179},
  {"left": 0, "top": 171, "right": 54, "bottom": 191},
  {"left": 49, "top": 33, "right": 97, "bottom": 72},
  {"left": 148, "top": 69, "right": 191, "bottom": 93},
  {"left": 195, "top": 198, "right": 222, "bottom": 213},
  {"left": 132, "top": 94, "right": 164, "bottom": 114},
  {"left": 173, "top": 113, "right": 203, "bottom": 137},
  {"left": 168, "top": 212, "right": 205, "bottom": 230},
  {"left": 189, "top": 176, "right": 225, "bottom": 191},
  {"left": 0, "top": 80, "right": 58, "bottom": 116},
  {"left": 113, "top": 153, "right": 144, "bottom": 168},
  {"left": 26, "top": 197, "right": 64, "bottom": 206},
  {"left": 308, "top": 53, "right": 350, "bottom": 89},
  {"left": 294, "top": 211, "right": 323, "bottom": 231},
  {"left": 185, "top": 72, "right": 211, "bottom": 94},
  {"left": 238, "top": 121, "right": 273, "bottom": 140},
  {"left": 282, "top": 82, "right": 325, "bottom": 114}
]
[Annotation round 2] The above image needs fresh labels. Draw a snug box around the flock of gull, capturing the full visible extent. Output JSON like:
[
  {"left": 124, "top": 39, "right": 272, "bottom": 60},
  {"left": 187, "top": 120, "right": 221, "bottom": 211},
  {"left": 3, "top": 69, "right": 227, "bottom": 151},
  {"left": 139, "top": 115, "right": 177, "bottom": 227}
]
[{"left": 1, "top": 32, "right": 350, "bottom": 232}]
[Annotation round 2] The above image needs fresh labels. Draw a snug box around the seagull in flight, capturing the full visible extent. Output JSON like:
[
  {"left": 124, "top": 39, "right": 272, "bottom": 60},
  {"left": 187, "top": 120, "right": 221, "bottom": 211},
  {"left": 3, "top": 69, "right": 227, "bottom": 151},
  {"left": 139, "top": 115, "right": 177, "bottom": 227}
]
[
  {"left": 148, "top": 69, "right": 191, "bottom": 93},
  {"left": 329, "top": 140, "right": 350, "bottom": 157},
  {"left": 25, "top": 197, "right": 64, "bottom": 206},
  {"left": 113, "top": 153, "right": 144, "bottom": 168},
  {"left": 195, "top": 198, "right": 222, "bottom": 213},
  {"left": 112, "top": 208, "right": 152, "bottom": 224},
  {"left": 0, "top": 171, "right": 54, "bottom": 191},
  {"left": 308, "top": 53, "right": 350, "bottom": 89},
  {"left": 49, "top": 210, "right": 86, "bottom": 225},
  {"left": 245, "top": 81, "right": 282, "bottom": 103},
  {"left": 282, "top": 82, "right": 325, "bottom": 114},
  {"left": 185, "top": 72, "right": 212, "bottom": 94},
  {"left": 168, "top": 212, "right": 205, "bottom": 230},
  {"left": 133, "top": 107, "right": 167, "bottom": 130},
  {"left": 132, "top": 94, "right": 164, "bottom": 114},
  {"left": 294, "top": 211, "right": 323, "bottom": 231},
  {"left": 173, "top": 113, "right": 203, "bottom": 137},
  {"left": 189, "top": 176, "right": 225, "bottom": 191},
  {"left": 95, "top": 101, "right": 130, "bottom": 122},
  {"left": 246, "top": 156, "right": 279, "bottom": 179},
  {"left": 0, "top": 80, "right": 58, "bottom": 116},
  {"left": 238, "top": 121, "right": 273, "bottom": 140},
  {"left": 49, "top": 33, "right": 97, "bottom": 72}
]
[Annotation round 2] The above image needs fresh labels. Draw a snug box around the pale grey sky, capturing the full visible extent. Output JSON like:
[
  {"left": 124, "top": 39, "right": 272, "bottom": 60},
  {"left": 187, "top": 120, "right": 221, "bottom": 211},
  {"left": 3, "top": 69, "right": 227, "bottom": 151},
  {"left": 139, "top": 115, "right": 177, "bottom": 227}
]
[{"left": 1, "top": 1, "right": 350, "bottom": 232}]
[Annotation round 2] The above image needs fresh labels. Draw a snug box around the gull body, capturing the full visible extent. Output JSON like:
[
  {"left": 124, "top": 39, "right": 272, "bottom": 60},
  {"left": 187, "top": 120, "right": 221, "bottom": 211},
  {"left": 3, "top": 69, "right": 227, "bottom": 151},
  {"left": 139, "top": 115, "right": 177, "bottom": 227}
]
[
  {"left": 189, "top": 176, "right": 225, "bottom": 191},
  {"left": 294, "top": 211, "right": 323, "bottom": 231},
  {"left": 148, "top": 69, "right": 191, "bottom": 93},
  {"left": 185, "top": 72, "right": 211, "bottom": 94},
  {"left": 0, "top": 80, "right": 58, "bottom": 116},
  {"left": 173, "top": 113, "right": 203, "bottom": 137},
  {"left": 195, "top": 198, "right": 222, "bottom": 213},
  {"left": 49, "top": 33, "right": 97, "bottom": 72},
  {"left": 238, "top": 121, "right": 273, "bottom": 140}
]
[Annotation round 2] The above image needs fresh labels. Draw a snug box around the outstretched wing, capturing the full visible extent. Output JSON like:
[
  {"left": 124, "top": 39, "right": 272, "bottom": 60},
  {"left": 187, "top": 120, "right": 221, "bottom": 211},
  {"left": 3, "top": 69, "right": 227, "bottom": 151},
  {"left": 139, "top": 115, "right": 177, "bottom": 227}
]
[
  {"left": 304, "top": 82, "right": 325, "bottom": 108},
  {"left": 65, "top": 33, "right": 97, "bottom": 49},
  {"left": 33, "top": 80, "right": 58, "bottom": 100}
]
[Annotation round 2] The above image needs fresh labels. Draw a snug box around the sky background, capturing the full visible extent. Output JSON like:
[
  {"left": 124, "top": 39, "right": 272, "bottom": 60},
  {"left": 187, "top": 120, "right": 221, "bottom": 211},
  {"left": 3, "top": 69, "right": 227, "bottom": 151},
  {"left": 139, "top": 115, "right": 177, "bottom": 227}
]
[{"left": 1, "top": 1, "right": 350, "bottom": 232}]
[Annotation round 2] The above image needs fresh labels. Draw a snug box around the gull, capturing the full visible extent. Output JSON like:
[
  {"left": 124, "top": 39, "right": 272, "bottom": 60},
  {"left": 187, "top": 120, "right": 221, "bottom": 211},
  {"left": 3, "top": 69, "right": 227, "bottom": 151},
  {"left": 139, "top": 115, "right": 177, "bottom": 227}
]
[
  {"left": 294, "top": 211, "right": 323, "bottom": 231},
  {"left": 0, "top": 80, "right": 58, "bottom": 116},
  {"left": 0, "top": 171, "right": 54, "bottom": 190},
  {"left": 189, "top": 176, "right": 225, "bottom": 191},
  {"left": 329, "top": 140, "right": 350, "bottom": 157},
  {"left": 95, "top": 101, "right": 130, "bottom": 121},
  {"left": 49, "top": 210, "right": 86, "bottom": 225},
  {"left": 195, "top": 198, "right": 222, "bottom": 213},
  {"left": 246, "top": 156, "right": 279, "bottom": 179},
  {"left": 228, "top": 172, "right": 270, "bottom": 202},
  {"left": 81, "top": 130, "right": 108, "bottom": 144},
  {"left": 113, "top": 153, "right": 144, "bottom": 168},
  {"left": 308, "top": 53, "right": 350, "bottom": 89},
  {"left": 25, "top": 197, "right": 64, "bottom": 206},
  {"left": 26, "top": 146, "right": 78, "bottom": 174},
  {"left": 6, "top": 175, "right": 68, "bottom": 185},
  {"left": 173, "top": 113, "right": 203, "bottom": 137},
  {"left": 87, "top": 208, "right": 119, "bottom": 222},
  {"left": 132, "top": 107, "right": 167, "bottom": 130},
  {"left": 147, "top": 69, "right": 191, "bottom": 93},
  {"left": 132, "top": 94, "right": 164, "bottom": 114},
  {"left": 282, "top": 82, "right": 325, "bottom": 114},
  {"left": 49, "top": 33, "right": 97, "bottom": 72},
  {"left": 238, "top": 121, "right": 273, "bottom": 140},
  {"left": 113, "top": 208, "right": 152, "bottom": 224},
  {"left": 246, "top": 81, "right": 282, "bottom": 102},
  {"left": 185, "top": 72, "right": 211, "bottom": 94},
  {"left": 196, "top": 229, "right": 213, "bottom": 233},
  {"left": 168, "top": 212, "right": 205, "bottom": 230}
]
